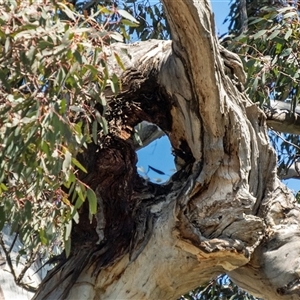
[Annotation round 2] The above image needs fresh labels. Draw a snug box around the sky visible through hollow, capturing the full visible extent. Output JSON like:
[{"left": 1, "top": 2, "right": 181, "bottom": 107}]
[{"left": 137, "top": 0, "right": 300, "bottom": 194}]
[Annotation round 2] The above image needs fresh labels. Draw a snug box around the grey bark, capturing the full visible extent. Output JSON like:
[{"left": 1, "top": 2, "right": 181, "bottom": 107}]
[
  {"left": 239, "top": 0, "right": 248, "bottom": 33},
  {"left": 280, "top": 161, "right": 300, "bottom": 180},
  {"left": 32, "top": 1, "right": 300, "bottom": 300},
  {"left": 264, "top": 100, "right": 300, "bottom": 135}
]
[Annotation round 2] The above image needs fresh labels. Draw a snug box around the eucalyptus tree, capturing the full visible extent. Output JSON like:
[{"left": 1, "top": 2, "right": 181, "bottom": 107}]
[
  {"left": 1, "top": 1, "right": 300, "bottom": 300},
  {"left": 226, "top": 0, "right": 300, "bottom": 182}
]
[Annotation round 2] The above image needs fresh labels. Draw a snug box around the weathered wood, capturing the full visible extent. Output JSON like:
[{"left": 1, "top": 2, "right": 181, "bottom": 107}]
[{"left": 32, "top": 1, "right": 300, "bottom": 300}]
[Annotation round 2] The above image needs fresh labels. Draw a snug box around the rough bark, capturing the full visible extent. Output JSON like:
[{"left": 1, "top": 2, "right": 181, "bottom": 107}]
[{"left": 32, "top": 1, "right": 300, "bottom": 300}]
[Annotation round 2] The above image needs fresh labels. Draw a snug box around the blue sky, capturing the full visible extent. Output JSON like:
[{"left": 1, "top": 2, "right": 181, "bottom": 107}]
[
  {"left": 211, "top": 0, "right": 231, "bottom": 35},
  {"left": 137, "top": 0, "right": 300, "bottom": 193},
  {"left": 137, "top": 1, "right": 232, "bottom": 183}
]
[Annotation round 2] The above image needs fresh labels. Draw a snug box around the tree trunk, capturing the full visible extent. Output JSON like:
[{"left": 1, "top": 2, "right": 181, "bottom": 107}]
[{"left": 33, "top": 1, "right": 300, "bottom": 299}]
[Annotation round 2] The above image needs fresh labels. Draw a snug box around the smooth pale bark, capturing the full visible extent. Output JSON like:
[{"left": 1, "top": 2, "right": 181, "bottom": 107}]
[
  {"left": 32, "top": 1, "right": 300, "bottom": 300},
  {"left": 281, "top": 162, "right": 300, "bottom": 180},
  {"left": 264, "top": 100, "right": 300, "bottom": 181},
  {"left": 264, "top": 100, "right": 300, "bottom": 135}
]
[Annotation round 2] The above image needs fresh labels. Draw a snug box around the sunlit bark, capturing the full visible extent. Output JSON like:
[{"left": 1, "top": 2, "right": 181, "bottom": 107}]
[
  {"left": 264, "top": 101, "right": 300, "bottom": 135},
  {"left": 32, "top": 1, "right": 300, "bottom": 299}
]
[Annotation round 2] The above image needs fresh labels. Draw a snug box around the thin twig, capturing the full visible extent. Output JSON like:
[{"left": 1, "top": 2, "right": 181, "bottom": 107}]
[
  {"left": 0, "top": 232, "right": 17, "bottom": 281},
  {"left": 0, "top": 232, "right": 38, "bottom": 293},
  {"left": 16, "top": 247, "right": 39, "bottom": 288},
  {"left": 271, "top": 129, "right": 300, "bottom": 175},
  {"left": 271, "top": 129, "right": 300, "bottom": 152},
  {"left": 8, "top": 231, "right": 18, "bottom": 254}
]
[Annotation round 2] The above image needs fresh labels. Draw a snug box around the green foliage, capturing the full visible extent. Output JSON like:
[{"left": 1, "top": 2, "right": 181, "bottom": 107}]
[
  {"left": 296, "top": 190, "right": 300, "bottom": 203},
  {"left": 226, "top": 4, "right": 300, "bottom": 107},
  {"left": 0, "top": 0, "right": 137, "bottom": 257},
  {"left": 123, "top": 0, "right": 169, "bottom": 40},
  {"left": 224, "top": 1, "right": 300, "bottom": 175},
  {"left": 0, "top": 0, "right": 297, "bottom": 298},
  {"left": 226, "top": 0, "right": 289, "bottom": 35},
  {"left": 72, "top": 0, "right": 169, "bottom": 42}
]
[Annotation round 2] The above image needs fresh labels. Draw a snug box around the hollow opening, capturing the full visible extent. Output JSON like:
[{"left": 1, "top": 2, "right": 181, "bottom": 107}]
[{"left": 135, "top": 122, "right": 175, "bottom": 184}]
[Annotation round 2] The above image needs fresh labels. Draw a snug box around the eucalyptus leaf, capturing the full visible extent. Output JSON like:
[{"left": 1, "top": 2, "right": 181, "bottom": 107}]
[{"left": 117, "top": 9, "right": 139, "bottom": 24}]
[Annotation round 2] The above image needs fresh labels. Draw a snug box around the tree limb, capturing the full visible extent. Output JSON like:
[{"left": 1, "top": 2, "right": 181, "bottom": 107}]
[{"left": 264, "top": 100, "right": 300, "bottom": 135}]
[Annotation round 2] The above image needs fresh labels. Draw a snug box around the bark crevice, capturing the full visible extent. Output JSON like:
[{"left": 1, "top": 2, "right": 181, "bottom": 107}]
[{"left": 33, "top": 1, "right": 300, "bottom": 300}]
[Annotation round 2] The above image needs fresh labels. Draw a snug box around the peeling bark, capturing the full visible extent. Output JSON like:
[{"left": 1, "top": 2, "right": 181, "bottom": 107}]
[{"left": 33, "top": 1, "right": 300, "bottom": 300}]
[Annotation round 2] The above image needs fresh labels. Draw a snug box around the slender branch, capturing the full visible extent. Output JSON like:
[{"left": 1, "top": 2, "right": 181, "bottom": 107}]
[
  {"left": 264, "top": 101, "right": 300, "bottom": 135},
  {"left": 239, "top": 0, "right": 248, "bottom": 33},
  {"left": 8, "top": 231, "right": 18, "bottom": 254},
  {"left": 16, "top": 247, "right": 39, "bottom": 288},
  {"left": 0, "top": 232, "right": 38, "bottom": 293},
  {"left": 0, "top": 232, "right": 17, "bottom": 281},
  {"left": 270, "top": 130, "right": 300, "bottom": 180},
  {"left": 271, "top": 129, "right": 300, "bottom": 152}
]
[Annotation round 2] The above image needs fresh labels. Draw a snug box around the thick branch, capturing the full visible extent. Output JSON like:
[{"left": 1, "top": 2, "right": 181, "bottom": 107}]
[
  {"left": 280, "top": 161, "right": 300, "bottom": 180},
  {"left": 33, "top": 1, "right": 300, "bottom": 300},
  {"left": 264, "top": 100, "right": 300, "bottom": 135},
  {"left": 162, "top": 0, "right": 223, "bottom": 140}
]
